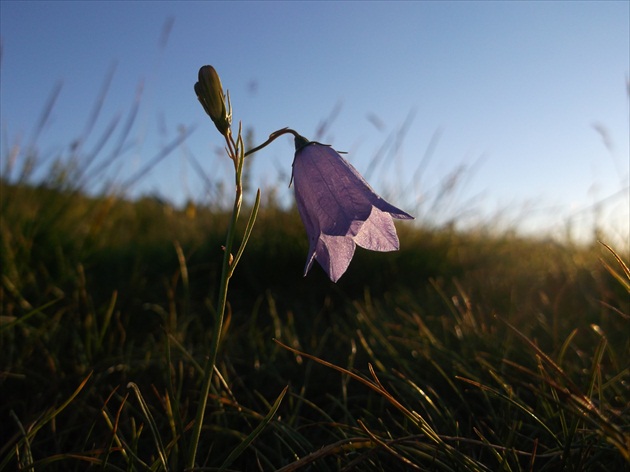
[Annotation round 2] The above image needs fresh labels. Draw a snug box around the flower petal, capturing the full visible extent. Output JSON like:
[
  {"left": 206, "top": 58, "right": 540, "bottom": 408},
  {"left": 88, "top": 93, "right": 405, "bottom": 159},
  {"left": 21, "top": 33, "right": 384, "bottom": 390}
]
[
  {"left": 293, "top": 143, "right": 375, "bottom": 236},
  {"left": 312, "top": 234, "right": 356, "bottom": 282},
  {"left": 353, "top": 207, "right": 400, "bottom": 252},
  {"left": 292, "top": 138, "right": 413, "bottom": 282}
]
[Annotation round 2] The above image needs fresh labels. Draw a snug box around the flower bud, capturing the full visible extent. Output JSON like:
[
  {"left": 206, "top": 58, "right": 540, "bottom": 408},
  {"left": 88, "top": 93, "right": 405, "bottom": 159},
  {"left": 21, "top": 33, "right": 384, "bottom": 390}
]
[{"left": 194, "top": 65, "right": 231, "bottom": 136}]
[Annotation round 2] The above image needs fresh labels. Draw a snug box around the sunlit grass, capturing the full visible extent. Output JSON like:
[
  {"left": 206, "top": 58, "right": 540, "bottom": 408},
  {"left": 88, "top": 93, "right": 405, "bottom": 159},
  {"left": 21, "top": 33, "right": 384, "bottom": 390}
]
[{"left": 1, "top": 174, "right": 628, "bottom": 470}]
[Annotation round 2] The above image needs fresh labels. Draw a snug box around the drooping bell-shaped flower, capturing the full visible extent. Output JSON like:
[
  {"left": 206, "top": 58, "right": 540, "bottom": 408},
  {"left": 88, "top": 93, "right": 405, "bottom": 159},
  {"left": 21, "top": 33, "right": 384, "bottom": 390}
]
[
  {"left": 194, "top": 65, "right": 231, "bottom": 136},
  {"left": 292, "top": 135, "right": 413, "bottom": 282}
]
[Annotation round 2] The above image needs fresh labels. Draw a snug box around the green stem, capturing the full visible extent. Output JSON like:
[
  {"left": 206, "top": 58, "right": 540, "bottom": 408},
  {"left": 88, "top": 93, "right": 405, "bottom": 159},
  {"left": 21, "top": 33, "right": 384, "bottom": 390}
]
[
  {"left": 243, "top": 127, "right": 301, "bottom": 157},
  {"left": 186, "top": 126, "right": 293, "bottom": 469},
  {"left": 187, "top": 131, "right": 243, "bottom": 470}
]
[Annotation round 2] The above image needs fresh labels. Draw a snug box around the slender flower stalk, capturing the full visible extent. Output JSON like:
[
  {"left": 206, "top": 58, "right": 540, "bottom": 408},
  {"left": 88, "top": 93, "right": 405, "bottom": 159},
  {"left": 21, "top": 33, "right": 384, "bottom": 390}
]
[
  {"left": 188, "top": 68, "right": 291, "bottom": 469},
  {"left": 187, "top": 65, "right": 412, "bottom": 467},
  {"left": 187, "top": 68, "right": 249, "bottom": 469}
]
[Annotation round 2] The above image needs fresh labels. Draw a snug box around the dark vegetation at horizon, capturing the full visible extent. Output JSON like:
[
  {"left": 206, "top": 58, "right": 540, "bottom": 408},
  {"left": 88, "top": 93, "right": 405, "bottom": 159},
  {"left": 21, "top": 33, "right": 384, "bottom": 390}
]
[{"left": 2, "top": 177, "right": 629, "bottom": 471}]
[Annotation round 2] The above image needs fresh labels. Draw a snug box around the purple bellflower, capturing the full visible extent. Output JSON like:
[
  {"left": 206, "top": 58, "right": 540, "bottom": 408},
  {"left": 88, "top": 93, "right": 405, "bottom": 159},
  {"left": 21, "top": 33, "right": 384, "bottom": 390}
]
[{"left": 292, "top": 135, "right": 413, "bottom": 282}]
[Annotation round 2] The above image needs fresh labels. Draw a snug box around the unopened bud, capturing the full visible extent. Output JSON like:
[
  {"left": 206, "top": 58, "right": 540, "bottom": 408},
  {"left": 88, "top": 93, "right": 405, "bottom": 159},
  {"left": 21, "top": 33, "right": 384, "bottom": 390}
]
[{"left": 194, "top": 65, "right": 231, "bottom": 136}]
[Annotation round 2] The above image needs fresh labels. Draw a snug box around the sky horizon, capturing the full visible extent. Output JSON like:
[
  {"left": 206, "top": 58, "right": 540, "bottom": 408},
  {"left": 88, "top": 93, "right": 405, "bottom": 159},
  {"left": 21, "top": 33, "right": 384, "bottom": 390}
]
[{"left": 1, "top": 1, "right": 628, "bottom": 243}]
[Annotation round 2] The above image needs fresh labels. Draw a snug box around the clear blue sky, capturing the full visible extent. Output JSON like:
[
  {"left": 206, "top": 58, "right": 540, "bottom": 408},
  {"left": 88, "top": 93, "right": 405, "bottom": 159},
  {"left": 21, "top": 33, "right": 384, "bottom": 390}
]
[{"left": 1, "top": 1, "right": 628, "bottom": 242}]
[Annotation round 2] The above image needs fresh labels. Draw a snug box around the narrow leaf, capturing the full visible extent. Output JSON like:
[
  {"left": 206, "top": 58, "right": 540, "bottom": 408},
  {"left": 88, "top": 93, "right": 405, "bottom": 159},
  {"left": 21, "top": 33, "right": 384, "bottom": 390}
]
[{"left": 218, "top": 385, "right": 288, "bottom": 471}]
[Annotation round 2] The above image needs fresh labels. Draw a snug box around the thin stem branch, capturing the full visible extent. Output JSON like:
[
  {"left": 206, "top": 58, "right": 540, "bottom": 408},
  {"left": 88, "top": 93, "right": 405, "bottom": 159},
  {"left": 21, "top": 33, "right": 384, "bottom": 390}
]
[{"left": 244, "top": 127, "right": 301, "bottom": 157}]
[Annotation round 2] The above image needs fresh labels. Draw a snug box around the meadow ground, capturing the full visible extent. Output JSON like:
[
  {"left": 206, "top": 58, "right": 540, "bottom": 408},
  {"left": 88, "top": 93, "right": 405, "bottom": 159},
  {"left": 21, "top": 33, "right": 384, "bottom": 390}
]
[{"left": 1, "top": 178, "right": 628, "bottom": 471}]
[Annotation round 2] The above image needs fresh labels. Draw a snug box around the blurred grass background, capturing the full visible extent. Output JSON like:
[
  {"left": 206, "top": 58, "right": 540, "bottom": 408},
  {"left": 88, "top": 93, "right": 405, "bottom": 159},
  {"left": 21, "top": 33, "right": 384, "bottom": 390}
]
[{"left": 1, "top": 77, "right": 628, "bottom": 470}]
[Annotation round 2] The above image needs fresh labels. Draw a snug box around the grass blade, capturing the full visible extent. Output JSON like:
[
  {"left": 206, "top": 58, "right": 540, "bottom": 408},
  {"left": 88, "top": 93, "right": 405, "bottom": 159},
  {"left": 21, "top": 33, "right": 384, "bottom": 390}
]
[
  {"left": 219, "top": 385, "right": 288, "bottom": 471},
  {"left": 127, "top": 382, "right": 169, "bottom": 471}
]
